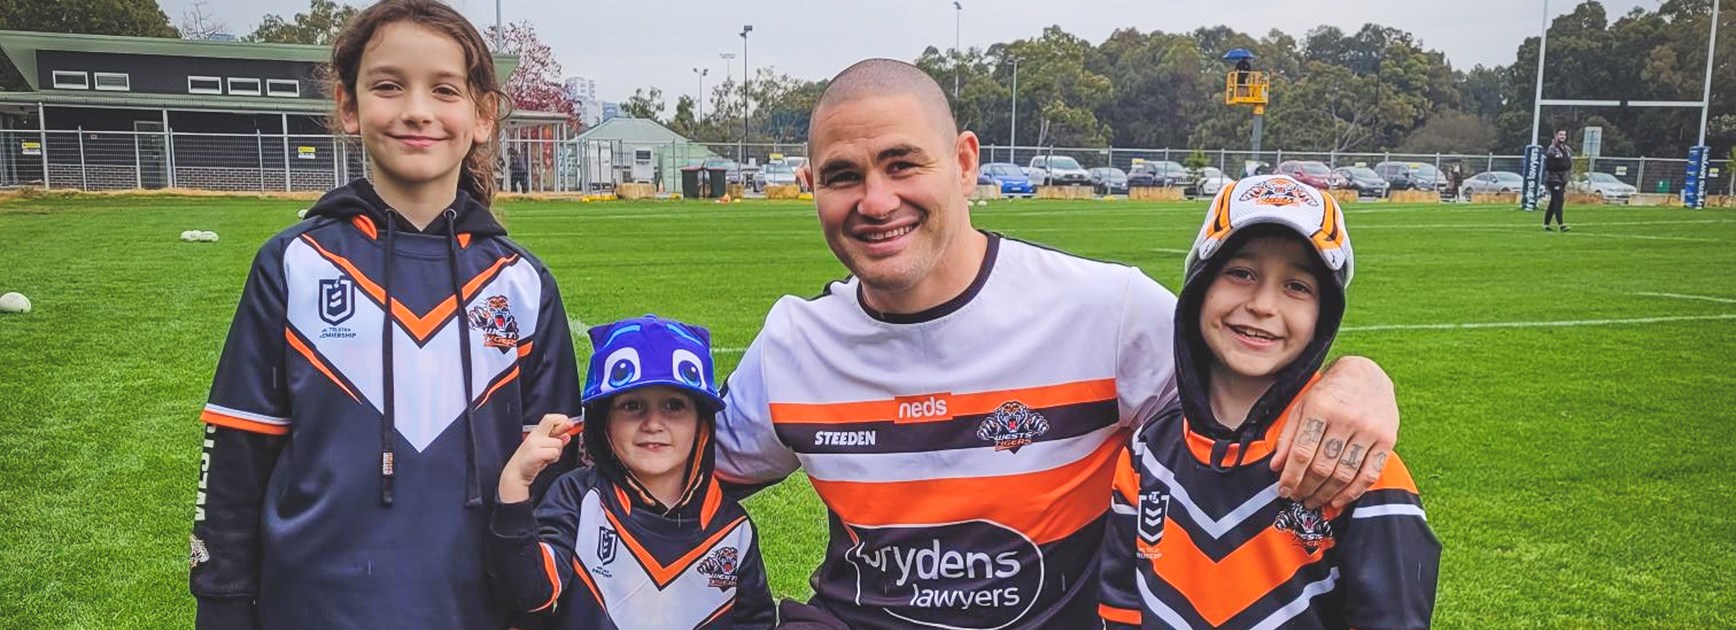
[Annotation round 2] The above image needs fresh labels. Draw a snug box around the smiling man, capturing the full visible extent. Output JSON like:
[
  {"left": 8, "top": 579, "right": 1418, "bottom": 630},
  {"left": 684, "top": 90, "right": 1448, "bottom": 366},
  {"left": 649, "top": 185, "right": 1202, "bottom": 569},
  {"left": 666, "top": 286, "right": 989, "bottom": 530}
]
[{"left": 713, "top": 59, "right": 1401, "bottom": 629}]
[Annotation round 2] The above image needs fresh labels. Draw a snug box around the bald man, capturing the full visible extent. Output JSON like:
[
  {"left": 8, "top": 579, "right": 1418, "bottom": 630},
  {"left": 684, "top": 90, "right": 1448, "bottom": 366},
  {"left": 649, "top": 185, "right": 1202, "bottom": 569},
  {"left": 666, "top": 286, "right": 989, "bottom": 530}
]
[{"left": 713, "top": 59, "right": 1401, "bottom": 629}]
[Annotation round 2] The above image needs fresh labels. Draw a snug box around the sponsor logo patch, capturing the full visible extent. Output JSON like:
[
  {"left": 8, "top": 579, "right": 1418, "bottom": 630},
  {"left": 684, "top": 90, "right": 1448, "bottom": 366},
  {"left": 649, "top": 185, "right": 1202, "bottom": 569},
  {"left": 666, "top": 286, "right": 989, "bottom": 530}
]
[
  {"left": 596, "top": 527, "right": 619, "bottom": 566},
  {"left": 1237, "top": 177, "right": 1320, "bottom": 208},
  {"left": 1137, "top": 490, "right": 1169, "bottom": 558},
  {"left": 466, "top": 295, "right": 519, "bottom": 352},
  {"left": 841, "top": 520, "right": 1045, "bottom": 629},
  {"left": 189, "top": 535, "right": 210, "bottom": 568},
  {"left": 319, "top": 277, "right": 355, "bottom": 325},
  {"left": 1274, "top": 499, "right": 1336, "bottom": 554}
]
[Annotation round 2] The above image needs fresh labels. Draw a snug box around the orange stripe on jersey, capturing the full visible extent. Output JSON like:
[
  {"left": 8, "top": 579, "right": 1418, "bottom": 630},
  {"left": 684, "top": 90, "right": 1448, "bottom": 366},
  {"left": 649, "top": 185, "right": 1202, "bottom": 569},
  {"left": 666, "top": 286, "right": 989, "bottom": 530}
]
[
  {"left": 1113, "top": 446, "right": 1140, "bottom": 505},
  {"left": 809, "top": 429, "right": 1124, "bottom": 544},
  {"left": 1370, "top": 452, "right": 1418, "bottom": 493},
  {"left": 285, "top": 328, "right": 360, "bottom": 402},
  {"left": 701, "top": 600, "right": 736, "bottom": 626},
  {"left": 1100, "top": 603, "right": 1140, "bottom": 625},
  {"left": 700, "top": 477, "right": 723, "bottom": 530},
  {"left": 351, "top": 216, "right": 378, "bottom": 239},
  {"left": 298, "top": 234, "right": 519, "bottom": 343},
  {"left": 530, "top": 542, "right": 562, "bottom": 612},
  {"left": 456, "top": 233, "right": 472, "bottom": 248},
  {"left": 603, "top": 511, "right": 747, "bottom": 589},
  {"left": 1147, "top": 506, "right": 1342, "bottom": 626},
  {"left": 769, "top": 378, "right": 1116, "bottom": 426},
  {"left": 476, "top": 366, "right": 520, "bottom": 408},
  {"left": 571, "top": 556, "right": 605, "bottom": 606},
  {"left": 1184, "top": 374, "right": 1319, "bottom": 465},
  {"left": 200, "top": 409, "right": 290, "bottom": 435},
  {"left": 517, "top": 341, "right": 535, "bottom": 358}
]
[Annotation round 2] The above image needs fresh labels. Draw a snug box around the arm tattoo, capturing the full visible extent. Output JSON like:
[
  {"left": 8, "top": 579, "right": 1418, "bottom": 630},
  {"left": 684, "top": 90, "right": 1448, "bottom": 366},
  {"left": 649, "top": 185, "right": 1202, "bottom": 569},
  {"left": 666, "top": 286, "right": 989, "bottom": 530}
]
[
  {"left": 1323, "top": 439, "right": 1344, "bottom": 459},
  {"left": 1299, "top": 418, "right": 1325, "bottom": 446},
  {"left": 1339, "top": 444, "right": 1365, "bottom": 468}
]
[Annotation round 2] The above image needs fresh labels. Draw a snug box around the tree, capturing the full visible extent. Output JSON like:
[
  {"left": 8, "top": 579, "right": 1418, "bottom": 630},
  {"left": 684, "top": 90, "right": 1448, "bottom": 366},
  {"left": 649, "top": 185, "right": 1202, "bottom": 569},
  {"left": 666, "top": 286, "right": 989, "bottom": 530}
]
[
  {"left": 245, "top": 0, "right": 356, "bottom": 45},
  {"left": 668, "top": 95, "right": 699, "bottom": 138},
  {"left": 178, "top": 1, "right": 227, "bottom": 41},
  {"left": 624, "top": 87, "right": 665, "bottom": 122},
  {"left": 1398, "top": 110, "right": 1496, "bottom": 153},
  {"left": 0, "top": 0, "right": 177, "bottom": 38},
  {"left": 486, "top": 22, "right": 576, "bottom": 124}
]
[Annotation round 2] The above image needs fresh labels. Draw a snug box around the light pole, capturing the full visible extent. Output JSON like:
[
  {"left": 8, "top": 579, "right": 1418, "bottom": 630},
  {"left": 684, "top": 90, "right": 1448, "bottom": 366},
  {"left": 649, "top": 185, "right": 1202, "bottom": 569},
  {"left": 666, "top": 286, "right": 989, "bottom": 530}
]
[
  {"left": 692, "top": 67, "right": 708, "bottom": 120},
  {"left": 953, "top": 2, "right": 963, "bottom": 100},
  {"left": 1006, "top": 57, "right": 1019, "bottom": 165},
  {"left": 494, "top": 0, "right": 502, "bottom": 49},
  {"left": 719, "top": 52, "right": 736, "bottom": 81},
  {"left": 740, "top": 25, "right": 753, "bottom": 166}
]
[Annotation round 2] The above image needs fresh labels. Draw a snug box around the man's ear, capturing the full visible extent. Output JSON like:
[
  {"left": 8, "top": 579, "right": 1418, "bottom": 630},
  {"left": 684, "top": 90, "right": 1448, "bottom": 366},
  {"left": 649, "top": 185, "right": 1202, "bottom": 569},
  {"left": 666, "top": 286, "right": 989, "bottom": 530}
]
[
  {"left": 336, "top": 87, "right": 361, "bottom": 135},
  {"left": 955, "top": 130, "right": 981, "bottom": 194}
]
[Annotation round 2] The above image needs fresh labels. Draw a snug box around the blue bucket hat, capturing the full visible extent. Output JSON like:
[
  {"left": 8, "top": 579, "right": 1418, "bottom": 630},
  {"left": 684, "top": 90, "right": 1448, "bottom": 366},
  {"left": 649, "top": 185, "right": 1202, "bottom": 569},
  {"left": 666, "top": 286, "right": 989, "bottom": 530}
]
[{"left": 582, "top": 315, "right": 726, "bottom": 412}]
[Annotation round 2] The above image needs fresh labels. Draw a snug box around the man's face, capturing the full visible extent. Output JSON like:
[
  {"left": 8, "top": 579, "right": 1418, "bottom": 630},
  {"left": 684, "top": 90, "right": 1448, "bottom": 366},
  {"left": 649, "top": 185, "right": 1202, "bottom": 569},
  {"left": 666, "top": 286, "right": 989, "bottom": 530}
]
[
  {"left": 801, "top": 94, "right": 978, "bottom": 295},
  {"left": 1554, "top": 130, "right": 1567, "bottom": 144}
]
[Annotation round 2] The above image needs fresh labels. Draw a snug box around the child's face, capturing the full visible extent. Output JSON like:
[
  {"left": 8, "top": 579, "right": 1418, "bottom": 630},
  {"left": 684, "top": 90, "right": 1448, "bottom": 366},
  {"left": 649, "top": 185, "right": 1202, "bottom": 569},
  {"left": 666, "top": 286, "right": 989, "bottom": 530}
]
[
  {"left": 339, "top": 22, "right": 492, "bottom": 193},
  {"left": 606, "top": 386, "right": 701, "bottom": 483},
  {"left": 1200, "top": 235, "right": 1322, "bottom": 380}
]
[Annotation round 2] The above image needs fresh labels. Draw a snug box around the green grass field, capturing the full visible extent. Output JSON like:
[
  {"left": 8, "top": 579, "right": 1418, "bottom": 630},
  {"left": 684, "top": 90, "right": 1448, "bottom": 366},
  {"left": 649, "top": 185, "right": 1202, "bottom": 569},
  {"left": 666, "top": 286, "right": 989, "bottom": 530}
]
[{"left": 1, "top": 193, "right": 1733, "bottom": 627}]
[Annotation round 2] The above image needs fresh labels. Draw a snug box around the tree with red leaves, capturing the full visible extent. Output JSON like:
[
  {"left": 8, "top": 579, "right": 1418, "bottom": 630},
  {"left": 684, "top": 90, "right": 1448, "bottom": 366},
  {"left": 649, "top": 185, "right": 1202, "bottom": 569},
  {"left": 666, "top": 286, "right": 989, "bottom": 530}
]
[{"left": 487, "top": 21, "right": 577, "bottom": 127}]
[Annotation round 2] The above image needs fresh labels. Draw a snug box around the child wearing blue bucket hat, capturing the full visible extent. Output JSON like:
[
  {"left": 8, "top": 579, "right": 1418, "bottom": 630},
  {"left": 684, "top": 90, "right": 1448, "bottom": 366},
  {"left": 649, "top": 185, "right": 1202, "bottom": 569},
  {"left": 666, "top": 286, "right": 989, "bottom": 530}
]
[{"left": 488, "top": 315, "right": 776, "bottom": 629}]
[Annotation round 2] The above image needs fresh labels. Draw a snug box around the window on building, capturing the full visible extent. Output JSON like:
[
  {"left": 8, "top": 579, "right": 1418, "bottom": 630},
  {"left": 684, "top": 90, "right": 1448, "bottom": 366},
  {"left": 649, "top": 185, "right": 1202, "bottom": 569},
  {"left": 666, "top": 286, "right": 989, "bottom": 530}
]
[
  {"left": 266, "top": 79, "right": 300, "bottom": 98},
  {"left": 227, "top": 77, "right": 261, "bottom": 96},
  {"left": 188, "top": 76, "right": 222, "bottom": 94},
  {"left": 52, "top": 71, "right": 89, "bottom": 90},
  {"left": 93, "top": 72, "right": 130, "bottom": 91}
]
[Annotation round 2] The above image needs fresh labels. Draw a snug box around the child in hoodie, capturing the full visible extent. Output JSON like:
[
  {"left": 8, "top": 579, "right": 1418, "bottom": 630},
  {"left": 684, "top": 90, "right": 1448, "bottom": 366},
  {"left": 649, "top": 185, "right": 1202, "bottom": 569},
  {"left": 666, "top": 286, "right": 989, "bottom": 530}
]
[
  {"left": 188, "top": 3, "right": 583, "bottom": 628},
  {"left": 490, "top": 315, "right": 777, "bottom": 629},
  {"left": 1098, "top": 176, "right": 1439, "bottom": 630}
]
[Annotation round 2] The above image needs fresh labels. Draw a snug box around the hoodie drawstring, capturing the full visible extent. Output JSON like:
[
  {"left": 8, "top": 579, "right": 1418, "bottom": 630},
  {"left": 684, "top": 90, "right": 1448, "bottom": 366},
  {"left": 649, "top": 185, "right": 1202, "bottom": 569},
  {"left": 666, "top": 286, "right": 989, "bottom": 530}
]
[
  {"left": 1208, "top": 421, "right": 1260, "bottom": 473},
  {"left": 380, "top": 211, "right": 398, "bottom": 505},
  {"left": 446, "top": 210, "right": 484, "bottom": 508}
]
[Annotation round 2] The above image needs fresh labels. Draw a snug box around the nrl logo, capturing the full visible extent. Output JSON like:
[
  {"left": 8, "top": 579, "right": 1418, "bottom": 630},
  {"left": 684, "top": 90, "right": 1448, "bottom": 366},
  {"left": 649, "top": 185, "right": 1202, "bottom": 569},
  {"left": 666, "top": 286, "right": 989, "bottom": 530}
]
[
  {"left": 976, "top": 401, "right": 1050, "bottom": 453},
  {"left": 1274, "top": 499, "right": 1336, "bottom": 554},
  {"left": 466, "top": 295, "right": 520, "bottom": 352},
  {"left": 697, "top": 546, "right": 741, "bottom": 590}
]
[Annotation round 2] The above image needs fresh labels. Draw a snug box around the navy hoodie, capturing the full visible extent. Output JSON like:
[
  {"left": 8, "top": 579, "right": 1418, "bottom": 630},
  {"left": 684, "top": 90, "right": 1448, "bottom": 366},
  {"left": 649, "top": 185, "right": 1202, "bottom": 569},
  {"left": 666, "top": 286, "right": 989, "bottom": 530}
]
[
  {"left": 487, "top": 398, "right": 777, "bottom": 629},
  {"left": 190, "top": 179, "right": 583, "bottom": 629}
]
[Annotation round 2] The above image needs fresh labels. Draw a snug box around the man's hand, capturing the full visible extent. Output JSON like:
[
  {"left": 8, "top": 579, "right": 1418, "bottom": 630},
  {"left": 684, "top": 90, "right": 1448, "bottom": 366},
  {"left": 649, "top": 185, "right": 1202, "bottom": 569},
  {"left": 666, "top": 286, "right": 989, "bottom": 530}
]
[
  {"left": 499, "top": 414, "right": 575, "bottom": 504},
  {"left": 1269, "top": 357, "right": 1398, "bottom": 509}
]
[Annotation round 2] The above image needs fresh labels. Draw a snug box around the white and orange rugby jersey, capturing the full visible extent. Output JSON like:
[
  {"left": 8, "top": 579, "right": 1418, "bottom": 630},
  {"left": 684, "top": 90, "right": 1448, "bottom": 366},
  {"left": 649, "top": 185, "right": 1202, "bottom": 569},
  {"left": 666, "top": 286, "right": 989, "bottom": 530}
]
[{"left": 716, "top": 233, "right": 1178, "bottom": 629}]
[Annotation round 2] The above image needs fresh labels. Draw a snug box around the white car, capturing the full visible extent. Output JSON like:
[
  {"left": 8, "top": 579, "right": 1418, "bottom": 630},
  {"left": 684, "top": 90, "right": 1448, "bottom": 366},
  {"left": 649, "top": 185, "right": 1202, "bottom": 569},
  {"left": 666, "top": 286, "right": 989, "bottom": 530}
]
[
  {"left": 1027, "top": 155, "right": 1092, "bottom": 187},
  {"left": 1569, "top": 172, "right": 1637, "bottom": 203},
  {"left": 1192, "top": 167, "right": 1232, "bottom": 197}
]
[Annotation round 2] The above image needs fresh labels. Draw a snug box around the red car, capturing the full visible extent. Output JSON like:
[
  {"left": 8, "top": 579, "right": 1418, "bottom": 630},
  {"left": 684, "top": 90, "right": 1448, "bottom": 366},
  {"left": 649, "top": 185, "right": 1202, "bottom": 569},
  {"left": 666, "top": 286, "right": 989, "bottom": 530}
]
[{"left": 1276, "top": 160, "right": 1341, "bottom": 189}]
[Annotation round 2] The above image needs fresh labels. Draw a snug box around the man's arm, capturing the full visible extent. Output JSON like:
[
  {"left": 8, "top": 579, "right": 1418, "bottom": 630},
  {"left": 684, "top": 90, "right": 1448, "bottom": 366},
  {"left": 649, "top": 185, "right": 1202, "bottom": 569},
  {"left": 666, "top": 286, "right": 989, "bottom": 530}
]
[{"left": 1268, "top": 356, "right": 1399, "bottom": 509}]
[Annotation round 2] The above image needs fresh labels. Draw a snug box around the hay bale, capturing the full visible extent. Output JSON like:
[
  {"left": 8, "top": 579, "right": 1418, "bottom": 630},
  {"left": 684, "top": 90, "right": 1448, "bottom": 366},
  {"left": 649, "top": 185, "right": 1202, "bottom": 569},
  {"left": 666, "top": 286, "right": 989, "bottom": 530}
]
[
  {"left": 1389, "top": 190, "right": 1439, "bottom": 203},
  {"left": 1628, "top": 193, "right": 1677, "bottom": 207},
  {"left": 764, "top": 184, "right": 803, "bottom": 200},
  {"left": 1702, "top": 195, "right": 1734, "bottom": 208},
  {"left": 1325, "top": 189, "right": 1358, "bottom": 204},
  {"left": 726, "top": 184, "right": 746, "bottom": 199},
  {"left": 616, "top": 183, "right": 656, "bottom": 200},
  {"left": 1128, "top": 187, "right": 1184, "bottom": 202},
  {"left": 971, "top": 185, "right": 1002, "bottom": 201},
  {"left": 1564, "top": 193, "right": 1604, "bottom": 205},
  {"left": 1470, "top": 192, "right": 1519, "bottom": 205}
]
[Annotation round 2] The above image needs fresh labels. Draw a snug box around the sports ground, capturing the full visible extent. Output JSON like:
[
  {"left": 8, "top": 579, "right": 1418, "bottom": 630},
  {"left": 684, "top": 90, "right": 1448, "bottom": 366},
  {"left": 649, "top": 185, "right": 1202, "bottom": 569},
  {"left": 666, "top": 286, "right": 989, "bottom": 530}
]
[{"left": 0, "top": 194, "right": 1732, "bottom": 627}]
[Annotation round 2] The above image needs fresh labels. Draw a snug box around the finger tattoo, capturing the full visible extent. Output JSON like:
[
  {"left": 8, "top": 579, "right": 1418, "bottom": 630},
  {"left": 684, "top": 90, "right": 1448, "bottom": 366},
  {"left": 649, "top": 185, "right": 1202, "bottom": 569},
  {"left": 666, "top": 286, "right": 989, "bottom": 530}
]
[
  {"left": 1370, "top": 451, "right": 1389, "bottom": 473},
  {"left": 1323, "top": 438, "right": 1344, "bottom": 459},
  {"left": 1300, "top": 418, "right": 1325, "bottom": 445},
  {"left": 1340, "top": 444, "right": 1365, "bottom": 468}
]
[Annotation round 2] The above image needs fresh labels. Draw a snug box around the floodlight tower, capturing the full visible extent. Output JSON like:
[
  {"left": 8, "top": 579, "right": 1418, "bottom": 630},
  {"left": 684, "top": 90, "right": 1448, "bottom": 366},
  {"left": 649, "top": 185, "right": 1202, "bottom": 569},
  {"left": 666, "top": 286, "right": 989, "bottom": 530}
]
[
  {"left": 1222, "top": 48, "right": 1270, "bottom": 160},
  {"left": 740, "top": 25, "right": 753, "bottom": 165}
]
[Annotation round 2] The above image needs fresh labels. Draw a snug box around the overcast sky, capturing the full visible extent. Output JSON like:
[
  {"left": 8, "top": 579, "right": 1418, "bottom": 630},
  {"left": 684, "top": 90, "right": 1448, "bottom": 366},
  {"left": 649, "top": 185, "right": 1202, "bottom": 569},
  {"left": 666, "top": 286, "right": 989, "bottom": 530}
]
[{"left": 159, "top": 0, "right": 1655, "bottom": 104}]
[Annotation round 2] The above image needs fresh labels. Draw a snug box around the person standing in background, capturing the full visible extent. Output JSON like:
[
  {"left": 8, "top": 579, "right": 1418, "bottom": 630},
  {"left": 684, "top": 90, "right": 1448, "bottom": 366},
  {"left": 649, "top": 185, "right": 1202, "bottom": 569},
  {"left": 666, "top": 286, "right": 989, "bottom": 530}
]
[{"left": 1544, "top": 130, "right": 1572, "bottom": 231}]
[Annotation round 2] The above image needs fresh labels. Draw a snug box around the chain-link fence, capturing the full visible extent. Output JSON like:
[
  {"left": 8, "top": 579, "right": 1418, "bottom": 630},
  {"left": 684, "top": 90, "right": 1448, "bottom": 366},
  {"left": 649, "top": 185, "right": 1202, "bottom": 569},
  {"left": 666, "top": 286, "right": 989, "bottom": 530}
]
[{"left": 2, "top": 128, "right": 1727, "bottom": 198}]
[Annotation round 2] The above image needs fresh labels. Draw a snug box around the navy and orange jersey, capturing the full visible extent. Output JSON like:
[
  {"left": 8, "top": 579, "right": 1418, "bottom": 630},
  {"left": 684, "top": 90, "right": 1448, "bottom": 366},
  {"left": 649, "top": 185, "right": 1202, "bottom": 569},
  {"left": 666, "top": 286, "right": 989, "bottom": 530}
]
[
  {"left": 715, "top": 234, "right": 1181, "bottom": 629},
  {"left": 1099, "top": 399, "right": 1440, "bottom": 630},
  {"left": 189, "top": 180, "right": 583, "bottom": 629},
  {"left": 488, "top": 468, "right": 776, "bottom": 629}
]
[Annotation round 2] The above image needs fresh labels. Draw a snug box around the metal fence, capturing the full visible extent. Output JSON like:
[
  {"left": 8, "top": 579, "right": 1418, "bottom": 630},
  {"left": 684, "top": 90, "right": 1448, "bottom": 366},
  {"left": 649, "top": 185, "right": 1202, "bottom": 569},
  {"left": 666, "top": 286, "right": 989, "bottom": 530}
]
[{"left": 2, "top": 128, "right": 1728, "bottom": 198}]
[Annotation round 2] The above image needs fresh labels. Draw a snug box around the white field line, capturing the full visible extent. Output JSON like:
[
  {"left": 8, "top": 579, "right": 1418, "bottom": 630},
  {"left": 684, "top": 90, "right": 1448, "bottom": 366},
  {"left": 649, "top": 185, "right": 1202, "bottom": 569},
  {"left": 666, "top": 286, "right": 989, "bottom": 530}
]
[
  {"left": 1633, "top": 292, "right": 1736, "bottom": 305},
  {"left": 1152, "top": 247, "right": 1192, "bottom": 254},
  {"left": 1341, "top": 313, "right": 1736, "bottom": 333}
]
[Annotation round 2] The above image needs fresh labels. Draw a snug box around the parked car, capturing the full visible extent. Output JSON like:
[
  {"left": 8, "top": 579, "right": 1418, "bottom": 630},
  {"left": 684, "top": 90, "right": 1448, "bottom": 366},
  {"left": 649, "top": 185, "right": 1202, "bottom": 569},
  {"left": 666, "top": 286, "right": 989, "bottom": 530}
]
[
  {"left": 1127, "top": 160, "right": 1190, "bottom": 187},
  {"left": 1332, "top": 166, "right": 1390, "bottom": 198},
  {"left": 754, "top": 162, "right": 798, "bottom": 192},
  {"left": 1089, "top": 167, "right": 1129, "bottom": 195},
  {"left": 1027, "top": 155, "right": 1093, "bottom": 187},
  {"left": 1569, "top": 172, "right": 1638, "bottom": 203},
  {"left": 1276, "top": 160, "right": 1337, "bottom": 189},
  {"left": 1459, "top": 171, "right": 1526, "bottom": 197},
  {"left": 1374, "top": 161, "right": 1446, "bottom": 191},
  {"left": 981, "top": 162, "right": 1035, "bottom": 197},
  {"left": 696, "top": 158, "right": 752, "bottom": 186},
  {"left": 1184, "top": 166, "right": 1233, "bottom": 198}
]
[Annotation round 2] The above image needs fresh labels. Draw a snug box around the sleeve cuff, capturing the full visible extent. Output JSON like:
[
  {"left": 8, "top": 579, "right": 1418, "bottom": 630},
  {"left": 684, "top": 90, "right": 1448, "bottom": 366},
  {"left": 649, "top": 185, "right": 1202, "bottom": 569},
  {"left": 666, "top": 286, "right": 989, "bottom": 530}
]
[
  {"left": 491, "top": 499, "right": 538, "bottom": 539},
  {"left": 195, "top": 596, "right": 256, "bottom": 630}
]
